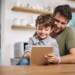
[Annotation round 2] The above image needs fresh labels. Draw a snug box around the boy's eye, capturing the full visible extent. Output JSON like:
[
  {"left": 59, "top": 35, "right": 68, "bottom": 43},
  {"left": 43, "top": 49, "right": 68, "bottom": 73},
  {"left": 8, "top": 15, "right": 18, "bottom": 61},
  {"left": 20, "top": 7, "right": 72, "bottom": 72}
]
[
  {"left": 38, "top": 28, "right": 42, "bottom": 30},
  {"left": 38, "top": 26, "right": 43, "bottom": 30},
  {"left": 45, "top": 28, "right": 49, "bottom": 31}
]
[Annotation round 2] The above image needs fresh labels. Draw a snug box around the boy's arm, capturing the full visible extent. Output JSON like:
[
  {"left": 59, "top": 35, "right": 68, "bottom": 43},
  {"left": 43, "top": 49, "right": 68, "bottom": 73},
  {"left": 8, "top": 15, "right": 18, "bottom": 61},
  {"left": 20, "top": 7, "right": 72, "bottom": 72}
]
[
  {"left": 44, "top": 39, "right": 60, "bottom": 64},
  {"left": 52, "top": 39, "right": 60, "bottom": 63},
  {"left": 22, "top": 37, "right": 33, "bottom": 58}
]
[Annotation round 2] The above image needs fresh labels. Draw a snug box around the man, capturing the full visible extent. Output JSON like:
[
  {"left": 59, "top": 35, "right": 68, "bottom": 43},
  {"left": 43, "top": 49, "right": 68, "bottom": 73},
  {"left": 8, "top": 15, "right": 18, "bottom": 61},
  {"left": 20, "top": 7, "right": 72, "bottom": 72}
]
[
  {"left": 50, "top": 4, "right": 75, "bottom": 63},
  {"left": 34, "top": 4, "right": 75, "bottom": 64}
]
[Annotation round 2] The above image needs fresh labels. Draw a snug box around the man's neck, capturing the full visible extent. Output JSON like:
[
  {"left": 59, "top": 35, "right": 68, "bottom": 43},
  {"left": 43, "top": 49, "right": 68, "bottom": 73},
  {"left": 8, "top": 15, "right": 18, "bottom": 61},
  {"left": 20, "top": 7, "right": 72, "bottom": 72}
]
[
  {"left": 50, "top": 28, "right": 65, "bottom": 38},
  {"left": 50, "top": 31, "right": 57, "bottom": 38}
]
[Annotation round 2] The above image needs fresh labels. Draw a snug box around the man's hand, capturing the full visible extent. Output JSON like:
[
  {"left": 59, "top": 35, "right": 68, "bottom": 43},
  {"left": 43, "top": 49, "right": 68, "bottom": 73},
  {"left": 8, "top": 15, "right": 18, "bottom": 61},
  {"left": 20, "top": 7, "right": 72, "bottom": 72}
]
[{"left": 44, "top": 53, "right": 59, "bottom": 64}]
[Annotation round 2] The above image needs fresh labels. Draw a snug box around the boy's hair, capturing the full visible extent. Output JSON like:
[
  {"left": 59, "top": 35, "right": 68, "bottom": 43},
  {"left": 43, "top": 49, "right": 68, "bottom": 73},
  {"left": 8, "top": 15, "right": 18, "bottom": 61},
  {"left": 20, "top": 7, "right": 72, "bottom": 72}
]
[
  {"left": 36, "top": 14, "right": 55, "bottom": 29},
  {"left": 53, "top": 4, "right": 72, "bottom": 21}
]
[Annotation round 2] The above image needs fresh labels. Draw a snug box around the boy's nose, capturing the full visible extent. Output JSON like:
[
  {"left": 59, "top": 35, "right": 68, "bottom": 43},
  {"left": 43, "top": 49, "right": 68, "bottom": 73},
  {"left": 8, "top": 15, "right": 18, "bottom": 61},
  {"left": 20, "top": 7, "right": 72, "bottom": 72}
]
[{"left": 41, "top": 30, "right": 45, "bottom": 33}]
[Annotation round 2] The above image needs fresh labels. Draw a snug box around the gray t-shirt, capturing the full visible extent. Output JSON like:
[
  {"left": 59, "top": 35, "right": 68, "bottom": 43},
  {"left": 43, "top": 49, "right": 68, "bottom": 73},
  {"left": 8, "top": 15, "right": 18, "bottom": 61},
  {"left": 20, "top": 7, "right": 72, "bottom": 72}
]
[{"left": 25, "top": 36, "right": 60, "bottom": 58}]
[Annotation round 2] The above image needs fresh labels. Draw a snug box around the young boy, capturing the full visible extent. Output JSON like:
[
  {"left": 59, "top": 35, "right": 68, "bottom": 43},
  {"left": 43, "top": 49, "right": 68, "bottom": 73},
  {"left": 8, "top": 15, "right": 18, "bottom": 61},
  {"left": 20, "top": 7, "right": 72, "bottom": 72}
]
[{"left": 17, "top": 14, "right": 60, "bottom": 65}]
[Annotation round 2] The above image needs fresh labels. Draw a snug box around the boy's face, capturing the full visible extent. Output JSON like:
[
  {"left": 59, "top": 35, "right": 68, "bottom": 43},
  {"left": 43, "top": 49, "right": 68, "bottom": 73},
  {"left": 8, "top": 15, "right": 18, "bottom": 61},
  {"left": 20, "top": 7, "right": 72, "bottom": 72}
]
[{"left": 36, "top": 24, "right": 52, "bottom": 39}]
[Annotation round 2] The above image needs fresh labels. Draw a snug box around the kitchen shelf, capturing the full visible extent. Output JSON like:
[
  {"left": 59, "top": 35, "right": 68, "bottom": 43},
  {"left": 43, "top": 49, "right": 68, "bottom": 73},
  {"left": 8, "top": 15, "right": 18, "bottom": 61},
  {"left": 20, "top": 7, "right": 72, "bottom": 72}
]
[
  {"left": 11, "top": 6, "right": 52, "bottom": 14},
  {"left": 11, "top": 25, "right": 36, "bottom": 30}
]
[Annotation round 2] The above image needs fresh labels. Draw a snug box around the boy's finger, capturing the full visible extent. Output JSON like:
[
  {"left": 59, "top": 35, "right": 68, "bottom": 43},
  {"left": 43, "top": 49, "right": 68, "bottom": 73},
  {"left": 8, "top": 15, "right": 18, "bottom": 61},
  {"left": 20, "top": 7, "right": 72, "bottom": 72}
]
[{"left": 47, "top": 53, "right": 54, "bottom": 57}]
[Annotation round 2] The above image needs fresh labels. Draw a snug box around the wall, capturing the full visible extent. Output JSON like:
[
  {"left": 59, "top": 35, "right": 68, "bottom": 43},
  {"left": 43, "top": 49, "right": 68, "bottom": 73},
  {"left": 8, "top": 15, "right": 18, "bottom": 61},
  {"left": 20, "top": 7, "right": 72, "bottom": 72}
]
[
  {"left": 0, "top": 0, "right": 1, "bottom": 48},
  {"left": 1, "top": 0, "right": 37, "bottom": 65},
  {"left": 1, "top": 0, "right": 75, "bottom": 65}
]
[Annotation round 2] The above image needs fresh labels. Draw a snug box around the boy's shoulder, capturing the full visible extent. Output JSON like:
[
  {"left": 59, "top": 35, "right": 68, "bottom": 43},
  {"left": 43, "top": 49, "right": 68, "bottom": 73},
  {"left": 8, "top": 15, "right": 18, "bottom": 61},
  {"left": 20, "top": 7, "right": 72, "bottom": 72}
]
[
  {"left": 29, "top": 35, "right": 38, "bottom": 40},
  {"left": 29, "top": 36, "right": 57, "bottom": 43},
  {"left": 29, "top": 36, "right": 39, "bottom": 42},
  {"left": 48, "top": 36, "right": 57, "bottom": 43}
]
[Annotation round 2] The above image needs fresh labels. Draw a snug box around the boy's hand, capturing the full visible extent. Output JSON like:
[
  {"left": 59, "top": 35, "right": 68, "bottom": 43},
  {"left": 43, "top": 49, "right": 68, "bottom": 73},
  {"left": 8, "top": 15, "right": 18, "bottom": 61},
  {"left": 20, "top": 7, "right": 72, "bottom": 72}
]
[
  {"left": 21, "top": 51, "right": 31, "bottom": 59},
  {"left": 44, "top": 53, "right": 59, "bottom": 64}
]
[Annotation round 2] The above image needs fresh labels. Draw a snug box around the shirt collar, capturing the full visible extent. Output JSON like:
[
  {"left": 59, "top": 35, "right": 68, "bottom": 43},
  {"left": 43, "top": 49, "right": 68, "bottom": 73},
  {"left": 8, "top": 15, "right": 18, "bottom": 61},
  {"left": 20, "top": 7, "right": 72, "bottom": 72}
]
[
  {"left": 35, "top": 35, "right": 51, "bottom": 45},
  {"left": 41, "top": 36, "right": 51, "bottom": 45}
]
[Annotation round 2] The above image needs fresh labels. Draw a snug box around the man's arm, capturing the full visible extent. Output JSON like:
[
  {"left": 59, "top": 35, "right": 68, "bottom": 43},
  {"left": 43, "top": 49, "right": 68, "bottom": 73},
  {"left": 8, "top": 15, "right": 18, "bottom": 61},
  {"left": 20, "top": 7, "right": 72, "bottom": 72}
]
[{"left": 61, "top": 48, "right": 75, "bottom": 63}]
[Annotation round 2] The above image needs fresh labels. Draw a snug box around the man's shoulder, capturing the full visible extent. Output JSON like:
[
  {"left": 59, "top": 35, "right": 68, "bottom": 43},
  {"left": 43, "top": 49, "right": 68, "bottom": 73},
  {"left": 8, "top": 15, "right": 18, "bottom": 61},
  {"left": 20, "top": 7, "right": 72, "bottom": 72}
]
[
  {"left": 64, "top": 27, "right": 75, "bottom": 34},
  {"left": 29, "top": 36, "right": 37, "bottom": 40},
  {"left": 65, "top": 27, "right": 73, "bottom": 31},
  {"left": 54, "top": 27, "right": 74, "bottom": 42}
]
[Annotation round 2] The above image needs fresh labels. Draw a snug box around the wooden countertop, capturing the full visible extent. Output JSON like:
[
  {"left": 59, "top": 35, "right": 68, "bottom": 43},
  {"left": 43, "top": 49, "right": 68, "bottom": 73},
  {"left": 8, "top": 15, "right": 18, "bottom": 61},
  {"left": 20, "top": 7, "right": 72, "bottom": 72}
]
[{"left": 0, "top": 64, "right": 75, "bottom": 75}]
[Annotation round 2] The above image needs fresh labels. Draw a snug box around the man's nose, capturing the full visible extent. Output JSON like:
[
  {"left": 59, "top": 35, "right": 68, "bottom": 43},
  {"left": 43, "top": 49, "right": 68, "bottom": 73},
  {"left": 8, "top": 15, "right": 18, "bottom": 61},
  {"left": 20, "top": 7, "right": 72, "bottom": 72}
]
[
  {"left": 55, "top": 21, "right": 61, "bottom": 28},
  {"left": 57, "top": 23, "right": 61, "bottom": 28}
]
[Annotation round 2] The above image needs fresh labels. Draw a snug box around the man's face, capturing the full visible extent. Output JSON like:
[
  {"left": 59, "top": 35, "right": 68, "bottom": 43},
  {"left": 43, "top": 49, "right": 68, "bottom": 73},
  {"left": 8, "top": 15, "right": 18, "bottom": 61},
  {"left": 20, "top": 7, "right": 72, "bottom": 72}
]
[
  {"left": 53, "top": 12, "right": 68, "bottom": 34},
  {"left": 36, "top": 24, "right": 52, "bottom": 39}
]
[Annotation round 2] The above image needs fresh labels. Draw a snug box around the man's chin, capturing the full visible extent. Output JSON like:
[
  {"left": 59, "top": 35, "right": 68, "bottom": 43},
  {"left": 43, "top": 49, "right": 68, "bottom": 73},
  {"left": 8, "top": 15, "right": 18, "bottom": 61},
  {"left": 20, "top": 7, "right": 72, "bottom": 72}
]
[
  {"left": 54, "top": 29, "right": 63, "bottom": 34},
  {"left": 54, "top": 30, "right": 60, "bottom": 34}
]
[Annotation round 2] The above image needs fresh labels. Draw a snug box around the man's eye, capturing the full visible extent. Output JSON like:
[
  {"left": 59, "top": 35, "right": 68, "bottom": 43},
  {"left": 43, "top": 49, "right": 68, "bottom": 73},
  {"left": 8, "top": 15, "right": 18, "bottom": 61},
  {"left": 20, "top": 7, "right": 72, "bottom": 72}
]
[
  {"left": 55, "top": 19, "right": 66, "bottom": 25},
  {"left": 61, "top": 22, "right": 66, "bottom": 25}
]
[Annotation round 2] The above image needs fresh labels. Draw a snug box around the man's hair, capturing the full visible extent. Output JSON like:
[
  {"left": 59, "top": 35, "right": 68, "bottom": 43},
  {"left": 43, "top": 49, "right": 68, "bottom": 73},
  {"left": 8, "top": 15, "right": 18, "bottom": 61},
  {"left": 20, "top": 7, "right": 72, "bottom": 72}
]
[
  {"left": 36, "top": 14, "right": 55, "bottom": 29},
  {"left": 53, "top": 4, "right": 72, "bottom": 20}
]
